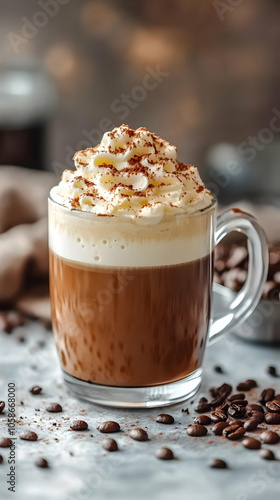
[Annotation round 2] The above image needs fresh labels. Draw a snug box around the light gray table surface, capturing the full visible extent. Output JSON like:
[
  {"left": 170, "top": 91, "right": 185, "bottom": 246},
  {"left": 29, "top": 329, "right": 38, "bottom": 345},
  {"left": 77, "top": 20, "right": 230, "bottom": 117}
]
[{"left": 0, "top": 316, "right": 280, "bottom": 500}]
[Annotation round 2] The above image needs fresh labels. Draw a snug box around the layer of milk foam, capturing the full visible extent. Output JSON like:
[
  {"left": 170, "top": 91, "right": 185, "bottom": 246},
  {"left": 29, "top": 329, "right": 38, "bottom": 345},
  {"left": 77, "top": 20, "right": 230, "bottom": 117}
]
[
  {"left": 50, "top": 124, "right": 213, "bottom": 218},
  {"left": 48, "top": 199, "right": 215, "bottom": 267}
]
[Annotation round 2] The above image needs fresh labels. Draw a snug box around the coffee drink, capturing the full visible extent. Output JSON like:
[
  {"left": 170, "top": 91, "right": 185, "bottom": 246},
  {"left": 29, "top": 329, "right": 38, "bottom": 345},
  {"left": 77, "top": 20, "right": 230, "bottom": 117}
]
[{"left": 49, "top": 125, "right": 217, "bottom": 392}]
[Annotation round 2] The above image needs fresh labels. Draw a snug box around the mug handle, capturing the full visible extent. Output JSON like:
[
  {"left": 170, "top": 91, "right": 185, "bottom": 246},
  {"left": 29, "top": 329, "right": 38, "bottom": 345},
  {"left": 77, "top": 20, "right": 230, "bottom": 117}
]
[{"left": 209, "top": 208, "right": 268, "bottom": 343}]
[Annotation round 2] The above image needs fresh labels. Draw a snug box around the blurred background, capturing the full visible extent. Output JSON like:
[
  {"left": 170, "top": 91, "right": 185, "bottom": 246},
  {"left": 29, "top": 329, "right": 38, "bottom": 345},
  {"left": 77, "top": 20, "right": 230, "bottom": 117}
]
[{"left": 1, "top": 0, "right": 280, "bottom": 205}]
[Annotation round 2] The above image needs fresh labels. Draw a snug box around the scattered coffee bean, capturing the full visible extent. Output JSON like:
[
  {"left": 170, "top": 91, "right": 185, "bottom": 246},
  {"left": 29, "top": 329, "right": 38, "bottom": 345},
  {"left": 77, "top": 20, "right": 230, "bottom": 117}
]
[
  {"left": 70, "top": 420, "right": 88, "bottom": 431},
  {"left": 156, "top": 414, "right": 174, "bottom": 425},
  {"left": 97, "top": 421, "right": 120, "bottom": 433},
  {"left": 101, "top": 438, "right": 118, "bottom": 451},
  {"left": 266, "top": 400, "right": 280, "bottom": 413},
  {"left": 210, "top": 411, "right": 227, "bottom": 423},
  {"left": 245, "top": 410, "right": 264, "bottom": 424},
  {"left": 20, "top": 431, "right": 38, "bottom": 441},
  {"left": 226, "top": 419, "right": 244, "bottom": 427},
  {"left": 30, "top": 386, "right": 42, "bottom": 395},
  {"left": 246, "top": 404, "right": 264, "bottom": 413},
  {"left": 0, "top": 402, "right": 5, "bottom": 413},
  {"left": 246, "top": 379, "right": 257, "bottom": 388},
  {"left": 46, "top": 403, "right": 62, "bottom": 413},
  {"left": 214, "top": 366, "right": 224, "bottom": 374},
  {"left": 217, "top": 402, "right": 229, "bottom": 413},
  {"left": 228, "top": 393, "right": 245, "bottom": 402},
  {"left": 208, "top": 458, "right": 227, "bottom": 469},
  {"left": 242, "top": 437, "right": 261, "bottom": 450},
  {"left": 35, "top": 458, "right": 49, "bottom": 468},
  {"left": 244, "top": 419, "right": 259, "bottom": 431},
  {"left": 194, "top": 415, "right": 211, "bottom": 426},
  {"left": 129, "top": 428, "right": 148, "bottom": 441},
  {"left": 223, "top": 425, "right": 246, "bottom": 441},
  {"left": 194, "top": 402, "right": 211, "bottom": 413},
  {"left": 0, "top": 438, "right": 13, "bottom": 448},
  {"left": 212, "top": 422, "right": 228, "bottom": 436},
  {"left": 155, "top": 447, "right": 174, "bottom": 460},
  {"left": 267, "top": 366, "right": 278, "bottom": 377},
  {"left": 260, "top": 430, "right": 280, "bottom": 445},
  {"left": 259, "top": 388, "right": 275, "bottom": 404},
  {"left": 0, "top": 313, "right": 12, "bottom": 333},
  {"left": 264, "top": 412, "right": 280, "bottom": 425},
  {"left": 0, "top": 455, "right": 3, "bottom": 464},
  {"left": 187, "top": 424, "right": 208, "bottom": 437},
  {"left": 199, "top": 397, "right": 208, "bottom": 403},
  {"left": 236, "top": 380, "right": 255, "bottom": 392},
  {"left": 259, "top": 449, "right": 275, "bottom": 461},
  {"left": 228, "top": 404, "right": 246, "bottom": 419},
  {"left": 210, "top": 383, "right": 232, "bottom": 407}
]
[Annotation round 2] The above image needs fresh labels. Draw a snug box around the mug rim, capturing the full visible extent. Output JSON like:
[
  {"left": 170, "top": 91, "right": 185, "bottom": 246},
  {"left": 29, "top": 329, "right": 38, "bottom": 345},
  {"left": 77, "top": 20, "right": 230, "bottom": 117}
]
[{"left": 48, "top": 192, "right": 217, "bottom": 221}]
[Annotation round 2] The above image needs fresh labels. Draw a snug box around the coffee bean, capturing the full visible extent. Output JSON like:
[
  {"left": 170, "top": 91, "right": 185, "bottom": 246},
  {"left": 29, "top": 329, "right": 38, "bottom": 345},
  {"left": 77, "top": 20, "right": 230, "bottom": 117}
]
[
  {"left": 217, "top": 402, "right": 229, "bottom": 413},
  {"left": 264, "top": 412, "right": 280, "bottom": 425},
  {"left": 274, "top": 394, "right": 280, "bottom": 401},
  {"left": 246, "top": 379, "right": 257, "bottom": 388},
  {"left": 228, "top": 393, "right": 246, "bottom": 402},
  {"left": 194, "top": 402, "right": 211, "bottom": 413},
  {"left": 208, "top": 458, "right": 227, "bottom": 469},
  {"left": 0, "top": 455, "right": 3, "bottom": 464},
  {"left": 199, "top": 397, "right": 208, "bottom": 403},
  {"left": 259, "top": 388, "right": 275, "bottom": 404},
  {"left": 259, "top": 449, "right": 275, "bottom": 461},
  {"left": 236, "top": 381, "right": 255, "bottom": 391},
  {"left": 35, "top": 458, "right": 49, "bottom": 468},
  {"left": 266, "top": 400, "right": 280, "bottom": 413},
  {"left": 156, "top": 414, "right": 174, "bottom": 425},
  {"left": 187, "top": 424, "right": 207, "bottom": 437},
  {"left": 129, "top": 428, "right": 148, "bottom": 441},
  {"left": 245, "top": 410, "right": 264, "bottom": 424},
  {"left": 20, "top": 431, "right": 38, "bottom": 441},
  {"left": 214, "top": 366, "right": 224, "bottom": 374},
  {"left": 231, "top": 399, "right": 248, "bottom": 407},
  {"left": 70, "top": 420, "right": 88, "bottom": 431},
  {"left": 155, "top": 447, "right": 174, "bottom": 460},
  {"left": 223, "top": 425, "right": 246, "bottom": 441},
  {"left": 101, "top": 438, "right": 118, "bottom": 451},
  {"left": 212, "top": 422, "right": 228, "bottom": 436},
  {"left": 210, "top": 411, "right": 227, "bottom": 423},
  {"left": 260, "top": 430, "right": 280, "bottom": 445},
  {"left": 228, "top": 404, "right": 246, "bottom": 419},
  {"left": 97, "top": 421, "right": 120, "bottom": 433},
  {"left": 0, "top": 313, "right": 12, "bottom": 333},
  {"left": 46, "top": 403, "right": 62, "bottom": 413},
  {"left": 0, "top": 438, "right": 13, "bottom": 447},
  {"left": 246, "top": 404, "right": 264, "bottom": 413},
  {"left": 227, "top": 418, "right": 244, "bottom": 427},
  {"left": 242, "top": 437, "right": 261, "bottom": 450},
  {"left": 267, "top": 366, "right": 278, "bottom": 377},
  {"left": 194, "top": 415, "right": 211, "bottom": 425},
  {"left": 30, "top": 386, "right": 42, "bottom": 395},
  {"left": 0, "top": 402, "right": 5, "bottom": 413},
  {"left": 210, "top": 383, "right": 232, "bottom": 407},
  {"left": 244, "top": 419, "right": 259, "bottom": 431}
]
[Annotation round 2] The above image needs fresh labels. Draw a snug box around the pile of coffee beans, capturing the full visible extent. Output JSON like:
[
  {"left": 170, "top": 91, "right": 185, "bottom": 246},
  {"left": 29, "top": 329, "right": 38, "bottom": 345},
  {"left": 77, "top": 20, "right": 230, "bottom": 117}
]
[{"left": 214, "top": 243, "right": 280, "bottom": 300}]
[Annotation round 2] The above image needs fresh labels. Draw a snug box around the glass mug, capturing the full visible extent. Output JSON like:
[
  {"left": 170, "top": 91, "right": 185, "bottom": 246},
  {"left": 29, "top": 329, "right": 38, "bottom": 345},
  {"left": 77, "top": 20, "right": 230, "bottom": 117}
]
[{"left": 48, "top": 196, "right": 268, "bottom": 408}]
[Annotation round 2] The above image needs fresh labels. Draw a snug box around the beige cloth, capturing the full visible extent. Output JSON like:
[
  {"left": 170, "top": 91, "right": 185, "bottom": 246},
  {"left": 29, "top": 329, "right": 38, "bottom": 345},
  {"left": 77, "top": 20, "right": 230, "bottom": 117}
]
[{"left": 0, "top": 166, "right": 56, "bottom": 307}]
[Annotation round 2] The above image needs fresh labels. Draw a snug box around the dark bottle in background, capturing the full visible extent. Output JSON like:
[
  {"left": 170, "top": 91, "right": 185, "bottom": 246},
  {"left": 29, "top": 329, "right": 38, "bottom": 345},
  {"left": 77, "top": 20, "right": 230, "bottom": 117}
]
[{"left": 0, "top": 58, "right": 56, "bottom": 170}]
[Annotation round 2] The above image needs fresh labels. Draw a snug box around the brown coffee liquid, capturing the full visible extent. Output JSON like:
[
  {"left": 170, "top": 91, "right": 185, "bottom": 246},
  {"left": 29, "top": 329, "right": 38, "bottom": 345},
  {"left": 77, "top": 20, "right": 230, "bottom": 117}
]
[{"left": 50, "top": 251, "right": 212, "bottom": 387}]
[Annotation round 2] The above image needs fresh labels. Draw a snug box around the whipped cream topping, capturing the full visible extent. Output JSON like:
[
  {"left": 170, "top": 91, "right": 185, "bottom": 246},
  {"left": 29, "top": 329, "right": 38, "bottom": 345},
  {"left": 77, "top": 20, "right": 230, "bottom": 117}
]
[{"left": 50, "top": 124, "right": 213, "bottom": 217}]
